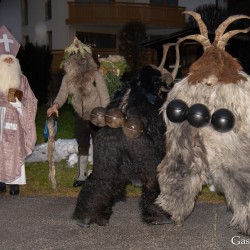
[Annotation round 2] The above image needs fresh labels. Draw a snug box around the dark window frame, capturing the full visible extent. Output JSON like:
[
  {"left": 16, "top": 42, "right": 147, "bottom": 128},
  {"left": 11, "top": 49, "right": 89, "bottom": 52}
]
[
  {"left": 76, "top": 32, "right": 116, "bottom": 49},
  {"left": 45, "top": 0, "right": 52, "bottom": 20}
]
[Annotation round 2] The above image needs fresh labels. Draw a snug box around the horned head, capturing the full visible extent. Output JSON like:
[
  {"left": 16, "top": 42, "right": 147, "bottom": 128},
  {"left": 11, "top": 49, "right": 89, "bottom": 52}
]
[{"left": 167, "top": 11, "right": 250, "bottom": 86}]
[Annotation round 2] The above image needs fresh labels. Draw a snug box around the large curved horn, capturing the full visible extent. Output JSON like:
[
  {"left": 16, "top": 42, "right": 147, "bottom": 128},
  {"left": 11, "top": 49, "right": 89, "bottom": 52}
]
[
  {"left": 213, "top": 14, "right": 250, "bottom": 48},
  {"left": 169, "top": 34, "right": 210, "bottom": 82},
  {"left": 178, "top": 34, "right": 211, "bottom": 50},
  {"left": 184, "top": 11, "right": 208, "bottom": 38},
  {"left": 158, "top": 43, "right": 175, "bottom": 72},
  {"left": 216, "top": 27, "right": 250, "bottom": 49},
  {"left": 159, "top": 41, "right": 181, "bottom": 84},
  {"left": 171, "top": 43, "right": 180, "bottom": 81}
]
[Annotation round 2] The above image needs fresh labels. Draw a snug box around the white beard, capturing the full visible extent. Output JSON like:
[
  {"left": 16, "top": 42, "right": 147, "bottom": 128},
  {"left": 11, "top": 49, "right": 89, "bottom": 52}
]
[{"left": 0, "top": 55, "right": 22, "bottom": 95}]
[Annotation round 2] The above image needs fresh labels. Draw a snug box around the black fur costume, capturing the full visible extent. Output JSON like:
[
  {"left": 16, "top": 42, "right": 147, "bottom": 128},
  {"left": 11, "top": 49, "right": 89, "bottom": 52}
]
[{"left": 73, "top": 65, "right": 172, "bottom": 227}]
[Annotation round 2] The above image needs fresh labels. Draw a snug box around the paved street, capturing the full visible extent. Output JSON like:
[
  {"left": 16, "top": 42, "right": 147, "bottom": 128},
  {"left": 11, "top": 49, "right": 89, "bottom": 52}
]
[{"left": 0, "top": 196, "right": 249, "bottom": 250}]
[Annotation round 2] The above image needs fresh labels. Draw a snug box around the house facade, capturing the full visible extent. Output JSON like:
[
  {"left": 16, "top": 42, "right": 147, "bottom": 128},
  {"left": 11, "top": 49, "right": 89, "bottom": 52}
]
[{"left": 0, "top": 0, "right": 227, "bottom": 72}]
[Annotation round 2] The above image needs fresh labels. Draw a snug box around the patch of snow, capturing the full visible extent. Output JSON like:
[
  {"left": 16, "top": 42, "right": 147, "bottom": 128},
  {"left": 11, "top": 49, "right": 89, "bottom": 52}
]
[
  {"left": 26, "top": 138, "right": 93, "bottom": 167},
  {"left": 208, "top": 184, "right": 216, "bottom": 192}
]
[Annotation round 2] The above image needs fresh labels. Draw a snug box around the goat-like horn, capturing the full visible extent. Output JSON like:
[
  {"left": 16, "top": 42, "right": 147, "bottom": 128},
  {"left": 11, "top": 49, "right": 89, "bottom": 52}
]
[
  {"left": 216, "top": 27, "right": 250, "bottom": 49},
  {"left": 178, "top": 34, "right": 211, "bottom": 49},
  {"left": 169, "top": 34, "right": 210, "bottom": 82},
  {"left": 171, "top": 43, "right": 180, "bottom": 81},
  {"left": 214, "top": 15, "right": 250, "bottom": 47},
  {"left": 158, "top": 43, "right": 175, "bottom": 72},
  {"left": 159, "top": 86, "right": 170, "bottom": 93},
  {"left": 184, "top": 11, "right": 208, "bottom": 38}
]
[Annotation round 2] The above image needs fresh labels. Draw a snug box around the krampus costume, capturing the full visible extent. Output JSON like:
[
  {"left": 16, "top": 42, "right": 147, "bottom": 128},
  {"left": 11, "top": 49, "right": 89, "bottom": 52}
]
[
  {"left": 156, "top": 11, "right": 250, "bottom": 235},
  {"left": 72, "top": 63, "right": 175, "bottom": 227},
  {"left": 47, "top": 38, "right": 110, "bottom": 187}
]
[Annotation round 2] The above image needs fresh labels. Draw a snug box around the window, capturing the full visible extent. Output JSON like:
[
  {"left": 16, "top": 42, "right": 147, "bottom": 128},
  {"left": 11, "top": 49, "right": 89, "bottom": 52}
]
[
  {"left": 150, "top": 0, "right": 164, "bottom": 4},
  {"left": 75, "top": 0, "right": 113, "bottom": 2},
  {"left": 76, "top": 32, "right": 116, "bottom": 49},
  {"left": 47, "top": 31, "right": 52, "bottom": 50},
  {"left": 150, "top": 0, "right": 178, "bottom": 6},
  {"left": 167, "top": 0, "right": 178, "bottom": 6},
  {"left": 21, "top": 0, "right": 28, "bottom": 25},
  {"left": 24, "top": 35, "right": 30, "bottom": 45},
  {"left": 45, "top": 0, "right": 52, "bottom": 20}
]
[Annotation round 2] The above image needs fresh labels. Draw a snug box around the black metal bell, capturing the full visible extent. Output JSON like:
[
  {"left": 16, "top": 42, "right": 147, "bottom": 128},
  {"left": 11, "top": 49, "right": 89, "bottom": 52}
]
[
  {"left": 211, "top": 108, "right": 235, "bottom": 132},
  {"left": 187, "top": 103, "right": 210, "bottom": 128},
  {"left": 166, "top": 99, "right": 189, "bottom": 123}
]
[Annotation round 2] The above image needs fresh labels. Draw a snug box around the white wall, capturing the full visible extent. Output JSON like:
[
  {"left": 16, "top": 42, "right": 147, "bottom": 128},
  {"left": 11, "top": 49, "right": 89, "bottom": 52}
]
[
  {"left": 0, "top": 0, "right": 22, "bottom": 42},
  {"left": 21, "top": 0, "right": 69, "bottom": 49},
  {"left": 46, "top": 0, "right": 69, "bottom": 49},
  {"left": 22, "top": 0, "right": 47, "bottom": 45}
]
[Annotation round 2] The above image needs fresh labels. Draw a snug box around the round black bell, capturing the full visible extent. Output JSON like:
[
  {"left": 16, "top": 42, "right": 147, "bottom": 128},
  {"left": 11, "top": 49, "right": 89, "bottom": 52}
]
[
  {"left": 187, "top": 103, "right": 210, "bottom": 128},
  {"left": 211, "top": 108, "right": 235, "bottom": 132},
  {"left": 166, "top": 99, "right": 188, "bottom": 123}
]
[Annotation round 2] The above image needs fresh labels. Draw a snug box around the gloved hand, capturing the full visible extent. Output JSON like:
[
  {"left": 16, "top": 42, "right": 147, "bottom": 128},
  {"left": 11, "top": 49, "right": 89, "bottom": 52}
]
[{"left": 9, "top": 97, "right": 23, "bottom": 116}]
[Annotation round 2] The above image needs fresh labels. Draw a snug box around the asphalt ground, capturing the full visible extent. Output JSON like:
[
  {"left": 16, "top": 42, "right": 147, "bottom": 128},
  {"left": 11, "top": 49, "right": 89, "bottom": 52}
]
[{"left": 0, "top": 195, "right": 249, "bottom": 250}]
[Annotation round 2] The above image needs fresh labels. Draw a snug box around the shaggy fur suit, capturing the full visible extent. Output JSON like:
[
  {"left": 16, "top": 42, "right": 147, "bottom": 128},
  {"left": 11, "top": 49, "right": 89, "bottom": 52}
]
[
  {"left": 73, "top": 66, "right": 172, "bottom": 227},
  {"left": 156, "top": 11, "right": 250, "bottom": 235},
  {"left": 73, "top": 12, "right": 250, "bottom": 235}
]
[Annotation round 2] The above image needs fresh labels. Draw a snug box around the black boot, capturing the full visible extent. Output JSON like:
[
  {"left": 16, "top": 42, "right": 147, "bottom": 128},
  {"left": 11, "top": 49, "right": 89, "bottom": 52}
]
[
  {"left": 73, "top": 180, "right": 85, "bottom": 187},
  {"left": 9, "top": 185, "right": 19, "bottom": 195},
  {"left": 0, "top": 182, "right": 6, "bottom": 192}
]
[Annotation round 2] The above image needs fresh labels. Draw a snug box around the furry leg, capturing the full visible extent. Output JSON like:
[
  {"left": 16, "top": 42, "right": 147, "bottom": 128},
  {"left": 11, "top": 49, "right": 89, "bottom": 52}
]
[
  {"left": 72, "top": 176, "right": 116, "bottom": 227},
  {"left": 212, "top": 166, "right": 250, "bottom": 235},
  {"left": 73, "top": 166, "right": 126, "bottom": 227},
  {"left": 156, "top": 158, "right": 205, "bottom": 225},
  {"left": 140, "top": 178, "right": 172, "bottom": 225}
]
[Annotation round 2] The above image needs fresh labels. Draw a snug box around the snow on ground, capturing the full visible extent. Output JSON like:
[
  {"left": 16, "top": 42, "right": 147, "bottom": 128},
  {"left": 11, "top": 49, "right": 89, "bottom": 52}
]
[{"left": 25, "top": 138, "right": 93, "bottom": 167}]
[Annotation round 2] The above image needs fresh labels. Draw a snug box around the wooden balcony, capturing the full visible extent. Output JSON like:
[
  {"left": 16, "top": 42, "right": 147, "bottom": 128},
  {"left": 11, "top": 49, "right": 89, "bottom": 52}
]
[{"left": 66, "top": 2, "right": 186, "bottom": 28}]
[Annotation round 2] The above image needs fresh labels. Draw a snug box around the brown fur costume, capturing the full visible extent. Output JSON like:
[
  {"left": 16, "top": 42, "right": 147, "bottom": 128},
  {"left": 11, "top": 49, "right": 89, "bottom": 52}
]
[
  {"left": 156, "top": 11, "right": 250, "bottom": 235},
  {"left": 54, "top": 52, "right": 109, "bottom": 120},
  {"left": 51, "top": 41, "right": 109, "bottom": 185},
  {"left": 64, "top": 53, "right": 96, "bottom": 97}
]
